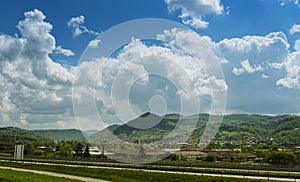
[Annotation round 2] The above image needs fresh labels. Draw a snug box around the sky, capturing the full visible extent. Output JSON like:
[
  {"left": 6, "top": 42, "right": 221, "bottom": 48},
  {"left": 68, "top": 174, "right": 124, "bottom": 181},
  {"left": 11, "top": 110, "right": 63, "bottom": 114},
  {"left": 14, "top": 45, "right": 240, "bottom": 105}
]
[{"left": 0, "top": 0, "right": 300, "bottom": 130}]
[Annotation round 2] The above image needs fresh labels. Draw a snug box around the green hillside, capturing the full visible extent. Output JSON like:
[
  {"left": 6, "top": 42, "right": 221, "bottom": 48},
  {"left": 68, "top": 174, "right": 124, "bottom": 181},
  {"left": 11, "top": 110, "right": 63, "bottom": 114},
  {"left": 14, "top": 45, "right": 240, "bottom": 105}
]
[
  {"left": 91, "top": 113, "right": 300, "bottom": 147},
  {"left": 0, "top": 127, "right": 49, "bottom": 143},
  {"left": 112, "top": 112, "right": 177, "bottom": 142},
  {"left": 32, "top": 129, "right": 86, "bottom": 142},
  {"left": 272, "top": 118, "right": 300, "bottom": 145},
  {"left": 0, "top": 127, "right": 86, "bottom": 143},
  {"left": 1, "top": 114, "right": 300, "bottom": 147}
]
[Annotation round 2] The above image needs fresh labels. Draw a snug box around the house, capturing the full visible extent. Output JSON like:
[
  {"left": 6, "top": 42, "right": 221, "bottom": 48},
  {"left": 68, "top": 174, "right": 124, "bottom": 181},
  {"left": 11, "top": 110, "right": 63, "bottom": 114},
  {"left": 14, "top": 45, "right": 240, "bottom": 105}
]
[
  {"left": 89, "top": 146, "right": 114, "bottom": 159},
  {"left": 175, "top": 151, "right": 207, "bottom": 161},
  {"left": 231, "top": 153, "right": 256, "bottom": 162},
  {"left": 199, "top": 149, "right": 233, "bottom": 162}
]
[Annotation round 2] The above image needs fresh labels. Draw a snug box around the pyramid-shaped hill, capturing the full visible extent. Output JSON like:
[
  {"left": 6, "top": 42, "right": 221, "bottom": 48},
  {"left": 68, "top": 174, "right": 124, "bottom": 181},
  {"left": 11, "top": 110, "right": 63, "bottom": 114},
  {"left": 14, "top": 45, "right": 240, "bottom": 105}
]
[{"left": 113, "top": 112, "right": 178, "bottom": 136}]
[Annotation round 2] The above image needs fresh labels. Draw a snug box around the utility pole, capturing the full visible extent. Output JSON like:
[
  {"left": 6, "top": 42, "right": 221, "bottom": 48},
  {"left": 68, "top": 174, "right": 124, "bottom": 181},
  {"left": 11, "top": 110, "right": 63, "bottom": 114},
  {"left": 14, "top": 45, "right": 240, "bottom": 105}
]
[{"left": 101, "top": 144, "right": 105, "bottom": 156}]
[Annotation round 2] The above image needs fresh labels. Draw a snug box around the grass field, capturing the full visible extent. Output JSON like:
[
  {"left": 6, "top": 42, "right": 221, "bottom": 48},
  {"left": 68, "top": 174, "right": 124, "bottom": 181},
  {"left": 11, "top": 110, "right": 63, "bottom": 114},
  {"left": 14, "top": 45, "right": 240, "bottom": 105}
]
[
  {"left": 0, "top": 168, "right": 80, "bottom": 182},
  {"left": 3, "top": 158, "right": 299, "bottom": 179},
  {"left": 0, "top": 162, "right": 270, "bottom": 182}
]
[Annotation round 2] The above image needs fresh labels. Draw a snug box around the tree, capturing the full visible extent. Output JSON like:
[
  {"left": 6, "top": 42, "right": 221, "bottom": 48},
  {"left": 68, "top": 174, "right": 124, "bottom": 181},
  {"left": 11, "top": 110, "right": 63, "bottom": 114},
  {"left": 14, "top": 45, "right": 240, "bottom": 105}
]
[
  {"left": 59, "top": 142, "right": 73, "bottom": 157},
  {"left": 137, "top": 144, "right": 146, "bottom": 159},
  {"left": 267, "top": 151, "right": 297, "bottom": 164},
  {"left": 74, "top": 142, "right": 84, "bottom": 158},
  {"left": 283, "top": 152, "right": 297, "bottom": 164},
  {"left": 83, "top": 144, "right": 90, "bottom": 158},
  {"left": 24, "top": 143, "right": 35, "bottom": 155}
]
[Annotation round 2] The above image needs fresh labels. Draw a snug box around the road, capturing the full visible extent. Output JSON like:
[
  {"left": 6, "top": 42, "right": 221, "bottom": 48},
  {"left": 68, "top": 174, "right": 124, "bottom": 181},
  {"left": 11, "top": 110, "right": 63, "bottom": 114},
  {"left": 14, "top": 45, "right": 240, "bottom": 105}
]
[
  {"left": 1, "top": 159, "right": 300, "bottom": 181},
  {"left": 0, "top": 166, "right": 108, "bottom": 182}
]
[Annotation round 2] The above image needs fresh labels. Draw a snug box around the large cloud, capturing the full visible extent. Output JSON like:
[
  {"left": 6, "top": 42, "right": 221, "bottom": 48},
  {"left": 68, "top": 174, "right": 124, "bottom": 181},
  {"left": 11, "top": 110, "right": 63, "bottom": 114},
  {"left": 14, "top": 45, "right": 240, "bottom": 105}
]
[
  {"left": 276, "top": 51, "right": 300, "bottom": 88},
  {"left": 211, "top": 32, "right": 300, "bottom": 114},
  {"left": 0, "top": 9, "right": 74, "bottom": 129},
  {"left": 215, "top": 32, "right": 290, "bottom": 64},
  {"left": 73, "top": 35, "right": 227, "bottom": 127},
  {"left": 74, "top": 28, "right": 300, "bottom": 126},
  {"left": 164, "top": 0, "right": 224, "bottom": 28},
  {"left": 213, "top": 32, "right": 294, "bottom": 88}
]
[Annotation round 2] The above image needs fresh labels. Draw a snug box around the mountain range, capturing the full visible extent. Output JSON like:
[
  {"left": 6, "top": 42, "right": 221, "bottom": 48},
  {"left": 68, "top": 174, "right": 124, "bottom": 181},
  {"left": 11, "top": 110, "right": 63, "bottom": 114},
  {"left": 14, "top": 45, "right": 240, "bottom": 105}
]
[
  {"left": 90, "top": 113, "right": 300, "bottom": 146},
  {"left": 1, "top": 113, "right": 300, "bottom": 147}
]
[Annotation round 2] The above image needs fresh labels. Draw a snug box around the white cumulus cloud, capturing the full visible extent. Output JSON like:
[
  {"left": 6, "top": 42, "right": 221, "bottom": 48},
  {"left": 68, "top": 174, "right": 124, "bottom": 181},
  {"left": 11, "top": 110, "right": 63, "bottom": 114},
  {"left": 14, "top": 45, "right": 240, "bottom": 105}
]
[
  {"left": 276, "top": 51, "right": 300, "bottom": 88},
  {"left": 290, "top": 24, "right": 300, "bottom": 35},
  {"left": 88, "top": 39, "right": 101, "bottom": 48},
  {"left": 279, "top": 0, "right": 299, "bottom": 6},
  {"left": 215, "top": 32, "right": 289, "bottom": 64},
  {"left": 67, "top": 15, "right": 98, "bottom": 37},
  {"left": 232, "top": 60, "right": 263, "bottom": 75},
  {"left": 294, "top": 39, "right": 300, "bottom": 51},
  {"left": 54, "top": 46, "right": 75, "bottom": 56},
  {"left": 73, "top": 30, "right": 228, "bottom": 127},
  {"left": 261, "top": 74, "right": 269, "bottom": 79},
  {"left": 164, "top": 0, "right": 224, "bottom": 28},
  {"left": 0, "top": 9, "right": 75, "bottom": 129}
]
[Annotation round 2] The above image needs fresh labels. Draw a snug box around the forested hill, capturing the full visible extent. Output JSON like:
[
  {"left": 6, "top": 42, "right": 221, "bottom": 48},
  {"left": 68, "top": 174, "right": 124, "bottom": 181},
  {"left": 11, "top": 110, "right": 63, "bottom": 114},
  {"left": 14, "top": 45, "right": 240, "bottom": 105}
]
[
  {"left": 0, "top": 127, "right": 86, "bottom": 142},
  {"left": 0, "top": 127, "right": 49, "bottom": 143},
  {"left": 32, "top": 129, "right": 86, "bottom": 142},
  {"left": 91, "top": 113, "right": 300, "bottom": 146},
  {"left": 1, "top": 114, "right": 300, "bottom": 146}
]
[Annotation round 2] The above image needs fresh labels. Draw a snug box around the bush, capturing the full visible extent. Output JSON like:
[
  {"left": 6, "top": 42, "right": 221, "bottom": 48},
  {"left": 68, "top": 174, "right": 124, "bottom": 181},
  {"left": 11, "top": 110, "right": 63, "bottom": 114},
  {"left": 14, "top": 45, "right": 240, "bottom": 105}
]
[
  {"left": 165, "top": 153, "right": 179, "bottom": 161},
  {"left": 205, "top": 154, "right": 216, "bottom": 162}
]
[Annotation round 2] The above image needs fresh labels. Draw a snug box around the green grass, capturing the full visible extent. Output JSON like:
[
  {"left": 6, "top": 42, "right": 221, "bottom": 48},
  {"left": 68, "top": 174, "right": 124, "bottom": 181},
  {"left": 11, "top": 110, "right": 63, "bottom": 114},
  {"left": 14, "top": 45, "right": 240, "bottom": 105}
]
[
  {"left": 8, "top": 158, "right": 300, "bottom": 178},
  {"left": 1, "top": 162, "right": 270, "bottom": 182},
  {"left": 0, "top": 168, "right": 81, "bottom": 182}
]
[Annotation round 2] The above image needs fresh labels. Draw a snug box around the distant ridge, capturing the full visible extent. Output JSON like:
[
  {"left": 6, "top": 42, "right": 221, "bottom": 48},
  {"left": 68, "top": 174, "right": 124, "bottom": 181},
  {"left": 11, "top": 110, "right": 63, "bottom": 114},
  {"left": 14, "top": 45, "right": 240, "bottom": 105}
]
[
  {"left": 90, "top": 113, "right": 300, "bottom": 146},
  {"left": 1, "top": 113, "right": 300, "bottom": 145},
  {"left": 0, "top": 127, "right": 86, "bottom": 142},
  {"left": 0, "top": 127, "right": 49, "bottom": 142},
  {"left": 84, "top": 130, "right": 101, "bottom": 136},
  {"left": 32, "top": 129, "right": 86, "bottom": 142}
]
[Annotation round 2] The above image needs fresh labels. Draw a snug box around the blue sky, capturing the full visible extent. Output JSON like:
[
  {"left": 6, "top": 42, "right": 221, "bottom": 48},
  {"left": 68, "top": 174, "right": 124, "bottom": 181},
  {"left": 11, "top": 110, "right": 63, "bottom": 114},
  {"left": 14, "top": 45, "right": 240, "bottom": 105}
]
[
  {"left": 1, "top": 0, "right": 300, "bottom": 62},
  {"left": 0, "top": 0, "right": 173, "bottom": 65},
  {"left": 0, "top": 0, "right": 300, "bottom": 130}
]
